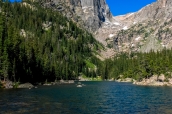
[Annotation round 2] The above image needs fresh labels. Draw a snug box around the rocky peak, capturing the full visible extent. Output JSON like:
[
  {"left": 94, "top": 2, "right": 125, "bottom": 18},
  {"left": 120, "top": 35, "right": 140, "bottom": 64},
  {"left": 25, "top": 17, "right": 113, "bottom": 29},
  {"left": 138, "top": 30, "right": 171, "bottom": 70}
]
[
  {"left": 109, "top": 0, "right": 172, "bottom": 53},
  {"left": 115, "top": 0, "right": 171, "bottom": 25}
]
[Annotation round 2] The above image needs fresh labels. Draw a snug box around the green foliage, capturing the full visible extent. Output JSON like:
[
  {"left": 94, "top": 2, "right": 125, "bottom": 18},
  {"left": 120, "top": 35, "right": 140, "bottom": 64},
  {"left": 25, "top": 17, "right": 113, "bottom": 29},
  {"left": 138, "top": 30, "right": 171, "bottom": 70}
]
[
  {"left": 85, "top": 60, "right": 95, "bottom": 69},
  {"left": 13, "top": 82, "right": 20, "bottom": 88}
]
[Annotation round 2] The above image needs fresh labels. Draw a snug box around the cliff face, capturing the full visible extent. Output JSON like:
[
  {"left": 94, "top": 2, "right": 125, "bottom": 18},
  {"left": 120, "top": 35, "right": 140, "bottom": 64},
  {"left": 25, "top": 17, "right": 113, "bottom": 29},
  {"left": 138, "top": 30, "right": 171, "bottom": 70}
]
[{"left": 40, "top": 0, "right": 112, "bottom": 32}]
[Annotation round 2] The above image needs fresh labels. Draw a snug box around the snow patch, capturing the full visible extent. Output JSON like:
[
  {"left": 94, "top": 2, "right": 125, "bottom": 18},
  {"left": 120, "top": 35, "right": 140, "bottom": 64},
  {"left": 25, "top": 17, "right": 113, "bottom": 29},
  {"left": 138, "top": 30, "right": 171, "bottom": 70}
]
[
  {"left": 112, "top": 27, "right": 116, "bottom": 29},
  {"left": 109, "top": 34, "right": 114, "bottom": 38},
  {"left": 131, "top": 44, "right": 135, "bottom": 47},
  {"left": 114, "top": 22, "right": 120, "bottom": 25},
  {"left": 135, "top": 37, "right": 141, "bottom": 41},
  {"left": 123, "top": 26, "right": 128, "bottom": 30},
  {"left": 127, "top": 13, "right": 134, "bottom": 17},
  {"left": 133, "top": 22, "right": 137, "bottom": 24}
]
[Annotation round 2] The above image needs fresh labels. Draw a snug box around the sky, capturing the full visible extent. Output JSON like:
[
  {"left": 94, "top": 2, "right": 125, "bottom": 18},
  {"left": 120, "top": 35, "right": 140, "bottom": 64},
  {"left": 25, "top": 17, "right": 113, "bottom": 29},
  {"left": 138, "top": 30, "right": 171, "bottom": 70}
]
[
  {"left": 4, "top": 0, "right": 22, "bottom": 2},
  {"left": 106, "top": 0, "right": 156, "bottom": 16}
]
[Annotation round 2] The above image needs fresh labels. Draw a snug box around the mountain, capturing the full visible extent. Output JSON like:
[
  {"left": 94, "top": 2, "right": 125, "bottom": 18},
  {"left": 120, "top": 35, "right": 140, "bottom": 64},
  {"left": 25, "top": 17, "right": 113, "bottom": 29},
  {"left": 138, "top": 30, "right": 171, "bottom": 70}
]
[
  {"left": 64, "top": 0, "right": 170, "bottom": 57},
  {"left": 110, "top": 0, "right": 172, "bottom": 52},
  {"left": 38, "top": 0, "right": 172, "bottom": 58},
  {"left": 97, "top": 0, "right": 172, "bottom": 54}
]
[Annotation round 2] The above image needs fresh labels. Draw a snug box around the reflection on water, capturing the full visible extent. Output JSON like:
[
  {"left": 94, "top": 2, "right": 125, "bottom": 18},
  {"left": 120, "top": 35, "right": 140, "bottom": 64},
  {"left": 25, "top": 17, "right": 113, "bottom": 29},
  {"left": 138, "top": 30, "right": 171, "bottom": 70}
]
[{"left": 0, "top": 82, "right": 172, "bottom": 114}]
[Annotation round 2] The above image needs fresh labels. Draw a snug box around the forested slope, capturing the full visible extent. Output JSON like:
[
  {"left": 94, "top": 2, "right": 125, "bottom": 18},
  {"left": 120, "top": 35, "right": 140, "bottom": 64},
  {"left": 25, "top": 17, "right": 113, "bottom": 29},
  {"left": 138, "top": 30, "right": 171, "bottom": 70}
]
[
  {"left": 104, "top": 50, "right": 172, "bottom": 81},
  {"left": 0, "top": 1, "right": 103, "bottom": 83}
]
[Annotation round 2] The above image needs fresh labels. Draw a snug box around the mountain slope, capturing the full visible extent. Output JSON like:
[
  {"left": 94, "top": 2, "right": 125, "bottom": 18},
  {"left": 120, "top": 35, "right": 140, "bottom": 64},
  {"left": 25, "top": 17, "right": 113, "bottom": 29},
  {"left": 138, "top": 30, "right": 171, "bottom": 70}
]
[
  {"left": 111, "top": 0, "right": 172, "bottom": 53},
  {"left": 93, "top": 0, "right": 172, "bottom": 55},
  {"left": 0, "top": 1, "right": 104, "bottom": 83}
]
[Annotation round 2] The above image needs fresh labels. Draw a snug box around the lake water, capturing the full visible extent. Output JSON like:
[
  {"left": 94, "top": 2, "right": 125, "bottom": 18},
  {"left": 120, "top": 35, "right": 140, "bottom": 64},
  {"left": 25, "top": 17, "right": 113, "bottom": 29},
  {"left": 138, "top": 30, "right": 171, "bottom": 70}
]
[{"left": 0, "top": 82, "right": 172, "bottom": 114}]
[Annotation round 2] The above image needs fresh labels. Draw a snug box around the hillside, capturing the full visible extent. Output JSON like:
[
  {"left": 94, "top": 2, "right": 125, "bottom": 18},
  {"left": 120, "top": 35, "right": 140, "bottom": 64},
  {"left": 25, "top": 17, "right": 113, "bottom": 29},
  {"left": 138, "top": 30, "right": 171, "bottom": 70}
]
[{"left": 0, "top": 1, "right": 105, "bottom": 84}]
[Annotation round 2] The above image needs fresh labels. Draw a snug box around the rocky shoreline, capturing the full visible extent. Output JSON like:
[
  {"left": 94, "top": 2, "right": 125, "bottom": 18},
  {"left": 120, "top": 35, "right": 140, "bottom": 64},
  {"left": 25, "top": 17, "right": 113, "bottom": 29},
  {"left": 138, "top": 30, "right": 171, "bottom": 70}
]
[
  {"left": 116, "top": 75, "right": 172, "bottom": 86},
  {"left": 0, "top": 80, "right": 75, "bottom": 89},
  {"left": 133, "top": 75, "right": 172, "bottom": 86},
  {"left": 1, "top": 75, "right": 172, "bottom": 89}
]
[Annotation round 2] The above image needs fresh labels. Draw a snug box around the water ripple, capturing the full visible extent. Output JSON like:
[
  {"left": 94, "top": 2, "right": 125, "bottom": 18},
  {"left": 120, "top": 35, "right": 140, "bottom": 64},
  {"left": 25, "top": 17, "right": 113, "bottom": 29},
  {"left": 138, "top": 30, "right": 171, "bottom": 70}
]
[{"left": 0, "top": 82, "right": 172, "bottom": 114}]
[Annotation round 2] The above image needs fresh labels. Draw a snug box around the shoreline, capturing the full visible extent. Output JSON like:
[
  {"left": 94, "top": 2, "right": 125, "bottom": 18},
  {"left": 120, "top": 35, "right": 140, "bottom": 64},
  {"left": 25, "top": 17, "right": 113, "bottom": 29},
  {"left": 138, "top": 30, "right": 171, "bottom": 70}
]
[
  {"left": 116, "top": 75, "right": 172, "bottom": 87},
  {"left": 2, "top": 75, "right": 172, "bottom": 89}
]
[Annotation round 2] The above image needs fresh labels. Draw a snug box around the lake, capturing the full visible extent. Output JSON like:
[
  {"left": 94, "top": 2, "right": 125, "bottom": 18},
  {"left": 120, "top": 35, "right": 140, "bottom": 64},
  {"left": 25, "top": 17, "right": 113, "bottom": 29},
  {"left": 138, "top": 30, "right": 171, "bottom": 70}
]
[{"left": 0, "top": 82, "right": 172, "bottom": 114}]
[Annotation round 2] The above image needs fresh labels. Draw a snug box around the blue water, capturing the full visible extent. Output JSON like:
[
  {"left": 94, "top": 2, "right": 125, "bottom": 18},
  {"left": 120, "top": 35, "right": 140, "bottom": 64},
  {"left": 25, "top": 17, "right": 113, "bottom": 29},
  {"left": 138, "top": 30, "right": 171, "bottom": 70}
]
[{"left": 0, "top": 82, "right": 172, "bottom": 114}]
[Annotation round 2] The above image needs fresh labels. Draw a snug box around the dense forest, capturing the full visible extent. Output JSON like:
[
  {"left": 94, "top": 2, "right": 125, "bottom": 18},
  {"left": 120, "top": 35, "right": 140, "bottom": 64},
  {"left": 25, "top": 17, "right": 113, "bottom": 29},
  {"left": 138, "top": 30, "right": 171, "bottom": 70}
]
[
  {"left": 0, "top": 1, "right": 104, "bottom": 83},
  {"left": 104, "top": 49, "right": 172, "bottom": 81},
  {"left": 0, "top": 1, "right": 172, "bottom": 86}
]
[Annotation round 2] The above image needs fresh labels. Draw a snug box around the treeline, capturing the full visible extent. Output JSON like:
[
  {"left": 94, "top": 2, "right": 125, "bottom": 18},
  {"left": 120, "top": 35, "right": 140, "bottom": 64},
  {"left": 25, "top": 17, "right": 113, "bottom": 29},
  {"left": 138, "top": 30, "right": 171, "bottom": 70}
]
[
  {"left": 0, "top": 1, "right": 103, "bottom": 83},
  {"left": 103, "top": 49, "right": 172, "bottom": 80}
]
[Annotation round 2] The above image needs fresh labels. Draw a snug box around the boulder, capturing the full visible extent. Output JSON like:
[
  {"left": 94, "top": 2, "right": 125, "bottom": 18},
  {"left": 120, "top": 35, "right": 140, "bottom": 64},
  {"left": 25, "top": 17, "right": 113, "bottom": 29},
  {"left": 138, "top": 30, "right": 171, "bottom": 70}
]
[{"left": 18, "top": 83, "right": 34, "bottom": 88}]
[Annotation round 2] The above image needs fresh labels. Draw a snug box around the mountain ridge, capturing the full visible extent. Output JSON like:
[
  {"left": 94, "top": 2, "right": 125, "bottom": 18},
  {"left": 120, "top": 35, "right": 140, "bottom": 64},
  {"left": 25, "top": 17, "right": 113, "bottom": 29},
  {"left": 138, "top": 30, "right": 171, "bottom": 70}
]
[{"left": 95, "top": 0, "right": 172, "bottom": 57}]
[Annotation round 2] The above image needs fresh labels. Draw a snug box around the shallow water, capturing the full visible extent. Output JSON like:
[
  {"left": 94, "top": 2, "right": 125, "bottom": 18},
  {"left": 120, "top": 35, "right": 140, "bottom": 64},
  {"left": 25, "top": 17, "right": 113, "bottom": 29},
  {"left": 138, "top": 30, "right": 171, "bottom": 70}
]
[{"left": 0, "top": 82, "right": 172, "bottom": 114}]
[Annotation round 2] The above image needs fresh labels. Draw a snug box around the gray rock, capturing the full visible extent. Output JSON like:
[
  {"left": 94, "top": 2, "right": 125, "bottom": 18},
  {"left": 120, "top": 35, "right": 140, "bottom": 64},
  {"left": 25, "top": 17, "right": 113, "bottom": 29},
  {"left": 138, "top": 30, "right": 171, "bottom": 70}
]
[
  {"left": 40, "top": 0, "right": 113, "bottom": 32},
  {"left": 18, "top": 83, "right": 34, "bottom": 88}
]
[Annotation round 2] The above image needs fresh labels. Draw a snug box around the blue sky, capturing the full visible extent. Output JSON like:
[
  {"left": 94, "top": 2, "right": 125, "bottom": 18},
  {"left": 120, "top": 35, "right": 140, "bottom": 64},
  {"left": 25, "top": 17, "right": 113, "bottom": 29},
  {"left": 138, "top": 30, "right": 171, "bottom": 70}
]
[
  {"left": 5, "top": 0, "right": 22, "bottom": 2},
  {"left": 106, "top": 0, "right": 156, "bottom": 16}
]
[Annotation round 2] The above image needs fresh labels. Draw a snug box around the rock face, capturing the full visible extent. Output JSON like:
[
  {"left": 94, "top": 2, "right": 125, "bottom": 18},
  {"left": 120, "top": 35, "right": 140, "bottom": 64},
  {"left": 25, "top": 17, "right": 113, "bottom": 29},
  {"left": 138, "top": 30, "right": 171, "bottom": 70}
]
[{"left": 40, "top": 0, "right": 112, "bottom": 32}]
